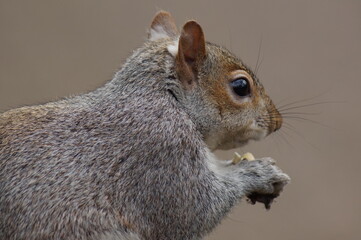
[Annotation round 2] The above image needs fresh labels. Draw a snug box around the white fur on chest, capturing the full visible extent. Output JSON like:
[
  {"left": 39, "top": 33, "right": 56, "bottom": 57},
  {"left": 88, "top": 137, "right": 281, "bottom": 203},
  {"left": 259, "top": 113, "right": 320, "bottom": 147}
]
[{"left": 205, "top": 148, "right": 240, "bottom": 182}]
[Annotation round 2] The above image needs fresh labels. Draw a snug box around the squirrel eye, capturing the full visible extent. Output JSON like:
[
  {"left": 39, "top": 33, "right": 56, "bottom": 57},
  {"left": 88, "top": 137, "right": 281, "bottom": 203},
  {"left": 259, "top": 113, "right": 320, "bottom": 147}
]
[{"left": 230, "top": 77, "right": 251, "bottom": 97}]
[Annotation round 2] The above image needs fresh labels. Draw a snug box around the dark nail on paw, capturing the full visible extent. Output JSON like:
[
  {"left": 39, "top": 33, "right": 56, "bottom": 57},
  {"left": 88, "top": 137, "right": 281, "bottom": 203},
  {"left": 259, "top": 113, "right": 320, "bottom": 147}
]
[{"left": 247, "top": 193, "right": 279, "bottom": 210}]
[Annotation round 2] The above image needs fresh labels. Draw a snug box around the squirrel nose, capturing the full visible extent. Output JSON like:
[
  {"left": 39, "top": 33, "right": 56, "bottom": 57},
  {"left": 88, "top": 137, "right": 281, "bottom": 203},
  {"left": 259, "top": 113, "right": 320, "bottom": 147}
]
[
  {"left": 272, "top": 108, "right": 283, "bottom": 132},
  {"left": 274, "top": 114, "right": 282, "bottom": 132},
  {"left": 267, "top": 103, "right": 282, "bottom": 133}
]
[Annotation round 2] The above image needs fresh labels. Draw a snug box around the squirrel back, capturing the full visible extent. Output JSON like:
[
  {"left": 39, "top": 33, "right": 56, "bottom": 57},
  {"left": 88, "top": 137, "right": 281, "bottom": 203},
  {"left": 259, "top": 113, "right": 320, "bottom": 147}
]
[{"left": 0, "top": 11, "right": 288, "bottom": 240}]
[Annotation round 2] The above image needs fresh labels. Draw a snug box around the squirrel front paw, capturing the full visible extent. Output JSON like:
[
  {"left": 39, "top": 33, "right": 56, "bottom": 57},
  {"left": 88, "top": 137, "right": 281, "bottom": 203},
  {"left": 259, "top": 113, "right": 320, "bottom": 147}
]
[{"left": 237, "top": 156, "right": 290, "bottom": 209}]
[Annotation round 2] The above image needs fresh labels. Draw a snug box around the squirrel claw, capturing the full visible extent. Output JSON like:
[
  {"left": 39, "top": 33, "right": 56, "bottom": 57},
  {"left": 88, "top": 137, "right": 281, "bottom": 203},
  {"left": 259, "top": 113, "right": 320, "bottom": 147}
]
[{"left": 247, "top": 193, "right": 279, "bottom": 210}]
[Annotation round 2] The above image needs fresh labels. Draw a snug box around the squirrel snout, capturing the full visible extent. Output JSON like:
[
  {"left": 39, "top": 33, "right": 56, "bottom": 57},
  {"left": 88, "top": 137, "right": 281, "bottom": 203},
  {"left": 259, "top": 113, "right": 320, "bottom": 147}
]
[
  {"left": 272, "top": 108, "right": 283, "bottom": 132},
  {"left": 267, "top": 105, "right": 282, "bottom": 133},
  {"left": 274, "top": 114, "right": 282, "bottom": 132}
]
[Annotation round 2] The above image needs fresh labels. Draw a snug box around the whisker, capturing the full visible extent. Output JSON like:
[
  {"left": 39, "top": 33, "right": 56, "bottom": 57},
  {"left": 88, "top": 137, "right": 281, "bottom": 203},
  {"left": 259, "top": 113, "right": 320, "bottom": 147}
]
[
  {"left": 277, "top": 111, "right": 320, "bottom": 116},
  {"left": 275, "top": 96, "right": 296, "bottom": 108},
  {"left": 256, "top": 55, "right": 264, "bottom": 76},
  {"left": 225, "top": 215, "right": 246, "bottom": 224},
  {"left": 282, "top": 121, "right": 298, "bottom": 130},
  {"left": 228, "top": 26, "right": 233, "bottom": 52},
  {"left": 283, "top": 116, "right": 335, "bottom": 130},
  {"left": 278, "top": 101, "right": 342, "bottom": 112},
  {"left": 276, "top": 90, "right": 334, "bottom": 109},
  {"left": 281, "top": 123, "right": 321, "bottom": 151},
  {"left": 270, "top": 133, "right": 282, "bottom": 155},
  {"left": 254, "top": 36, "right": 263, "bottom": 75},
  {"left": 275, "top": 129, "right": 295, "bottom": 151}
]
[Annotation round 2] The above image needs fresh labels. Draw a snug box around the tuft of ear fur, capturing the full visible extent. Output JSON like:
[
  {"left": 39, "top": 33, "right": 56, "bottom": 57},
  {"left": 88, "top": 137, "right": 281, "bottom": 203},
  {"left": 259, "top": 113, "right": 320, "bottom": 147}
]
[
  {"left": 176, "top": 21, "right": 206, "bottom": 89},
  {"left": 149, "top": 11, "right": 178, "bottom": 41}
]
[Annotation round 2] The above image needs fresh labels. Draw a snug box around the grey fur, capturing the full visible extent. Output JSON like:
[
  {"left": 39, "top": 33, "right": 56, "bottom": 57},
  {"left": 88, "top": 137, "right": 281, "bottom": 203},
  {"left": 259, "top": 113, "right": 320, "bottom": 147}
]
[{"left": 0, "top": 17, "right": 289, "bottom": 240}]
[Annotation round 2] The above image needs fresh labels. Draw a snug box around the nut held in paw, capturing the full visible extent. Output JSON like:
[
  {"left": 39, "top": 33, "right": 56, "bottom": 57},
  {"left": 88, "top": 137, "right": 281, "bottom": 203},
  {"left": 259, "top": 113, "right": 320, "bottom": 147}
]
[{"left": 232, "top": 152, "right": 255, "bottom": 164}]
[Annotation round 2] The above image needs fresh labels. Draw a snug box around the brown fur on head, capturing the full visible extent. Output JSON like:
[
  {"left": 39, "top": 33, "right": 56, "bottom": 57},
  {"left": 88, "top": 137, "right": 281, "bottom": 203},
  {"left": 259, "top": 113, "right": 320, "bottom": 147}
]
[{"left": 149, "top": 11, "right": 282, "bottom": 151}]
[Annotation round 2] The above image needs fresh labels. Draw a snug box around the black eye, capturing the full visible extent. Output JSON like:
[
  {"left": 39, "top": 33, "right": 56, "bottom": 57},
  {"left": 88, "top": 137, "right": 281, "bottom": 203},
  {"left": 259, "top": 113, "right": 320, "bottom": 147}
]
[{"left": 230, "top": 77, "right": 251, "bottom": 97}]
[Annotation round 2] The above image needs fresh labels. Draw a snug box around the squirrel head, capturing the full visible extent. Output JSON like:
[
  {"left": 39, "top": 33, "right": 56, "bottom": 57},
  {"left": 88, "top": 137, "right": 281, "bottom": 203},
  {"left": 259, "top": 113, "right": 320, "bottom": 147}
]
[{"left": 148, "top": 11, "right": 282, "bottom": 151}]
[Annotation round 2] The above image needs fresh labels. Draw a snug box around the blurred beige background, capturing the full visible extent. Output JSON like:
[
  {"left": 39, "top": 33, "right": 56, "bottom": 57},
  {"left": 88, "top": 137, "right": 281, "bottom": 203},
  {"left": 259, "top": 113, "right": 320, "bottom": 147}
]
[{"left": 1, "top": 0, "right": 360, "bottom": 239}]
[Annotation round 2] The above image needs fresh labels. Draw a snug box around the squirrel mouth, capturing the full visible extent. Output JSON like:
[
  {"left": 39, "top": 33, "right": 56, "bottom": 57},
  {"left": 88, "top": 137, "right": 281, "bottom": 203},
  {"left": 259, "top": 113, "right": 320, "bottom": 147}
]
[
  {"left": 205, "top": 124, "right": 268, "bottom": 151},
  {"left": 243, "top": 126, "right": 268, "bottom": 142}
]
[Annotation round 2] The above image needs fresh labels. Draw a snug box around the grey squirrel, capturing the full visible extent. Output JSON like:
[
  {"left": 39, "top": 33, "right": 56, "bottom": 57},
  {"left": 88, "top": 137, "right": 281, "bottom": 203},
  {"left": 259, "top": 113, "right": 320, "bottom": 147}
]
[{"left": 0, "top": 11, "right": 290, "bottom": 240}]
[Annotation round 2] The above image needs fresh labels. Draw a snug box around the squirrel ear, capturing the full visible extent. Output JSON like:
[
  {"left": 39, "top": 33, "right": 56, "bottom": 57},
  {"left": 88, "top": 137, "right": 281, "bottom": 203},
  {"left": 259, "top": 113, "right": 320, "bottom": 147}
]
[
  {"left": 176, "top": 21, "right": 206, "bottom": 89},
  {"left": 149, "top": 11, "right": 178, "bottom": 41}
]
